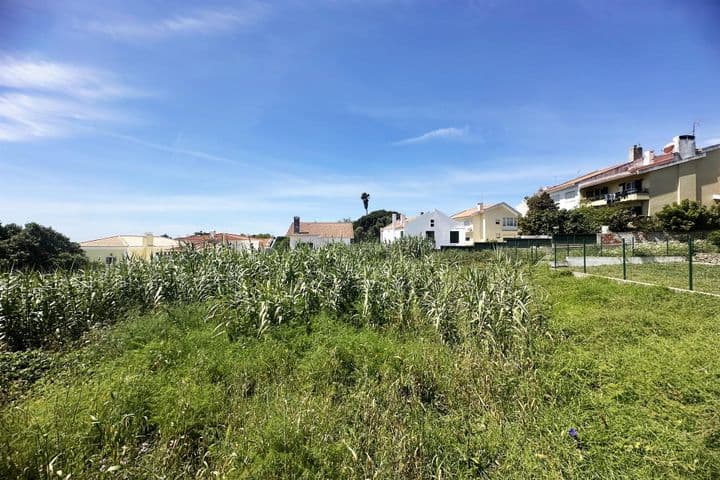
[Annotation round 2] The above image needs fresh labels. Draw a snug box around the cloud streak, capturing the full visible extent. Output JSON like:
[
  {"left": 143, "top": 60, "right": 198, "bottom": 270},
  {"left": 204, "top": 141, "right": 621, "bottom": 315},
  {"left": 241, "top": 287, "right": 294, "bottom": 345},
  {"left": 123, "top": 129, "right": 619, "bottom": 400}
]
[
  {"left": 393, "top": 126, "right": 470, "bottom": 145},
  {"left": 0, "top": 56, "right": 140, "bottom": 142},
  {"left": 0, "top": 56, "right": 139, "bottom": 98},
  {"left": 88, "top": 6, "right": 268, "bottom": 40},
  {"left": 106, "top": 133, "right": 247, "bottom": 166}
]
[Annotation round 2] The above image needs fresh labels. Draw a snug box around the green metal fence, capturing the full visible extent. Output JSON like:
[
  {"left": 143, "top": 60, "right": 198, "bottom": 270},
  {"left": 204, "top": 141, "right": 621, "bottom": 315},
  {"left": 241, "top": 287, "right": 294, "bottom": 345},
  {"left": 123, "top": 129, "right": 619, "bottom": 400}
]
[{"left": 551, "top": 234, "right": 720, "bottom": 295}]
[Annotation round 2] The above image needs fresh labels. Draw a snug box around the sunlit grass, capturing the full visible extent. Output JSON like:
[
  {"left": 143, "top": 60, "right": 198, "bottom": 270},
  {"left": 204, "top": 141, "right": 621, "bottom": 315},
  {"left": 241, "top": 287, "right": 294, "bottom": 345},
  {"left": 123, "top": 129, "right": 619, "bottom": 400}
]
[{"left": 574, "top": 262, "right": 720, "bottom": 295}]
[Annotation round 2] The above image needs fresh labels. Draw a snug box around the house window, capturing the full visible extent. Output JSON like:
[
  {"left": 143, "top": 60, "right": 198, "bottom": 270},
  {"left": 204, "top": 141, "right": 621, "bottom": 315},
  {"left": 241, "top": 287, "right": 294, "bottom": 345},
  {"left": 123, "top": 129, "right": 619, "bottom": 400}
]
[
  {"left": 495, "top": 219, "right": 500, "bottom": 225},
  {"left": 450, "top": 231, "right": 459, "bottom": 244},
  {"left": 400, "top": 231, "right": 404, "bottom": 238},
  {"left": 105, "top": 255, "right": 116, "bottom": 265},
  {"left": 430, "top": 219, "right": 435, "bottom": 227},
  {"left": 565, "top": 191, "right": 575, "bottom": 199},
  {"left": 463, "top": 220, "right": 470, "bottom": 226},
  {"left": 502, "top": 217, "right": 518, "bottom": 229}
]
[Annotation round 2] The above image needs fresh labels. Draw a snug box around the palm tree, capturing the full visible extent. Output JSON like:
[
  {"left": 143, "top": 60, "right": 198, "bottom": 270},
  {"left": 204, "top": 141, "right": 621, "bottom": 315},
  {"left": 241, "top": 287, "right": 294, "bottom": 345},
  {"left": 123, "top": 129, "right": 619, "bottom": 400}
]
[{"left": 360, "top": 192, "right": 370, "bottom": 215}]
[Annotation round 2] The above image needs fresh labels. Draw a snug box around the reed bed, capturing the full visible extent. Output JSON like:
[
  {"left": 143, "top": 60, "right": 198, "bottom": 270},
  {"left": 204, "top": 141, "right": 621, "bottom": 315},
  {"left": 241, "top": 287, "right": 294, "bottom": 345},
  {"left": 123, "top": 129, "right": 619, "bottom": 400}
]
[{"left": 1, "top": 239, "right": 543, "bottom": 359}]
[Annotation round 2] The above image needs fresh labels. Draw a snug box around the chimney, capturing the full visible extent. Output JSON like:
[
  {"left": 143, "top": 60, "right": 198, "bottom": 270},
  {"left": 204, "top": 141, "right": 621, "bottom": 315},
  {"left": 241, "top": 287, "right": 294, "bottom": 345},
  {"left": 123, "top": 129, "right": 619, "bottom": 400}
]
[
  {"left": 642, "top": 150, "right": 655, "bottom": 165},
  {"left": 391, "top": 213, "right": 397, "bottom": 226},
  {"left": 628, "top": 144, "right": 643, "bottom": 163},
  {"left": 674, "top": 134, "right": 696, "bottom": 159},
  {"left": 143, "top": 232, "right": 154, "bottom": 247},
  {"left": 476, "top": 202, "right": 483, "bottom": 211},
  {"left": 400, "top": 214, "right": 406, "bottom": 224},
  {"left": 293, "top": 216, "right": 301, "bottom": 234}
]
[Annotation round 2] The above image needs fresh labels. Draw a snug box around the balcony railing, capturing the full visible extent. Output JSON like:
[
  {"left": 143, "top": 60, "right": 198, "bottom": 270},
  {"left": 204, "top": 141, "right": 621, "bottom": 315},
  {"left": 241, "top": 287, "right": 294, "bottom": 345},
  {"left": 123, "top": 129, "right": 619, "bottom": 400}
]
[{"left": 584, "top": 188, "right": 649, "bottom": 203}]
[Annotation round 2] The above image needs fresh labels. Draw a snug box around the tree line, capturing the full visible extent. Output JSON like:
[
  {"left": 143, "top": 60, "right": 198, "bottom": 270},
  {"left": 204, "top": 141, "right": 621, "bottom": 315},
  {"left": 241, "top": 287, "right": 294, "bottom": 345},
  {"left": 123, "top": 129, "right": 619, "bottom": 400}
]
[
  {"left": 0, "top": 222, "right": 87, "bottom": 271},
  {"left": 520, "top": 192, "right": 720, "bottom": 235}
]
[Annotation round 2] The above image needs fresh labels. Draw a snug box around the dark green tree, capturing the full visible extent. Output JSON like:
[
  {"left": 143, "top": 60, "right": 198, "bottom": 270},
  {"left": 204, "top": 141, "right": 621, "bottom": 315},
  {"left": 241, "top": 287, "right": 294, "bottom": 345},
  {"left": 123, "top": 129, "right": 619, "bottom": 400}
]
[
  {"left": 353, "top": 210, "right": 400, "bottom": 242},
  {"left": 519, "top": 192, "right": 561, "bottom": 235},
  {"left": 0, "top": 222, "right": 87, "bottom": 271},
  {"left": 655, "top": 200, "right": 713, "bottom": 232},
  {"left": 558, "top": 209, "right": 595, "bottom": 234}
]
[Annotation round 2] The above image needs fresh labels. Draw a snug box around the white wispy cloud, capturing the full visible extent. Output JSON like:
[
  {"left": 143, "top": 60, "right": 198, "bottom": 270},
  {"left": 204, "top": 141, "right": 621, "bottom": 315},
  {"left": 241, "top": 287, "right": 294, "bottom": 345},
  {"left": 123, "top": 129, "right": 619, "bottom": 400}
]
[
  {"left": 393, "top": 126, "right": 470, "bottom": 145},
  {"left": 0, "top": 93, "right": 120, "bottom": 142},
  {"left": 0, "top": 56, "right": 140, "bottom": 142},
  {"left": 0, "top": 56, "right": 139, "bottom": 98},
  {"left": 87, "top": 6, "right": 268, "bottom": 40}
]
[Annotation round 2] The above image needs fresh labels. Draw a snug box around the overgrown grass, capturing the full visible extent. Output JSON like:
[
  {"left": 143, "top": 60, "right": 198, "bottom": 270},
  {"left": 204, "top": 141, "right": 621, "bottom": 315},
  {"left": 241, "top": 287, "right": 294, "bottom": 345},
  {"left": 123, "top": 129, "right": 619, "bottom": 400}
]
[
  {"left": 0, "top": 304, "right": 542, "bottom": 479},
  {"left": 521, "top": 269, "right": 720, "bottom": 478},
  {"left": 2, "top": 263, "right": 719, "bottom": 478},
  {"left": 574, "top": 262, "right": 720, "bottom": 295}
]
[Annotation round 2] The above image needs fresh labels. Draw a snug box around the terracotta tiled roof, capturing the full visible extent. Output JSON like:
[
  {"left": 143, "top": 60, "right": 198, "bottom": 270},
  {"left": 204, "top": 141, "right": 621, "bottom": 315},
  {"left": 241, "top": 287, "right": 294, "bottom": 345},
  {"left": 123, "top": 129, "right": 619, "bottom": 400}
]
[
  {"left": 286, "top": 222, "right": 354, "bottom": 239},
  {"left": 544, "top": 163, "right": 627, "bottom": 193},
  {"left": 578, "top": 153, "right": 680, "bottom": 189}
]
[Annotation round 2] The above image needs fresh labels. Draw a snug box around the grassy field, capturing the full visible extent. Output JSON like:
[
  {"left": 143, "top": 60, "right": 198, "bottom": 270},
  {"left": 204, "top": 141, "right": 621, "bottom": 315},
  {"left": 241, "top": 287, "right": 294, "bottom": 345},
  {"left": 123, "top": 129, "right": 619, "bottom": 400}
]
[
  {"left": 2, "top": 264, "right": 720, "bottom": 478},
  {"left": 573, "top": 262, "right": 720, "bottom": 295}
]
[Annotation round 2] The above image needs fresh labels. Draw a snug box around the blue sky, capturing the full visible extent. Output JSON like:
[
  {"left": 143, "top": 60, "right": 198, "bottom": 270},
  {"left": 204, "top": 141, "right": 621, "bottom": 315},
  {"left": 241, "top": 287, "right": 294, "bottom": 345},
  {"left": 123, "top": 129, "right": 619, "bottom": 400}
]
[{"left": 1, "top": 0, "right": 719, "bottom": 241}]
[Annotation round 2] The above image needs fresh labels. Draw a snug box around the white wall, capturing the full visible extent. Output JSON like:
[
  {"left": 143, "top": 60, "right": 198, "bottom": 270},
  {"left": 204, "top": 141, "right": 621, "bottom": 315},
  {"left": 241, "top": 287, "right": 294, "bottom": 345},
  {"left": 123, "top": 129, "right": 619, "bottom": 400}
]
[
  {"left": 550, "top": 186, "right": 581, "bottom": 210},
  {"left": 381, "top": 227, "right": 403, "bottom": 243},
  {"left": 402, "top": 210, "right": 467, "bottom": 249}
]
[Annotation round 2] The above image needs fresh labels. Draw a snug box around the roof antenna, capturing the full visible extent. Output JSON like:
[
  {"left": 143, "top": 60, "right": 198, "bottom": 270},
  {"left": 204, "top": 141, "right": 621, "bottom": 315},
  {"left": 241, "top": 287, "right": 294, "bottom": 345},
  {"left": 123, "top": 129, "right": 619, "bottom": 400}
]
[{"left": 693, "top": 120, "right": 700, "bottom": 136}]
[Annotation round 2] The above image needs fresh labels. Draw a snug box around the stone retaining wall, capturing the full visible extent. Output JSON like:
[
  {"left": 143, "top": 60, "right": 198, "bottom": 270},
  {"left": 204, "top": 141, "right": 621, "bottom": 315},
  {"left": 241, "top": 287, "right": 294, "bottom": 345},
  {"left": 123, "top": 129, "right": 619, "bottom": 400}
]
[{"left": 694, "top": 253, "right": 720, "bottom": 265}]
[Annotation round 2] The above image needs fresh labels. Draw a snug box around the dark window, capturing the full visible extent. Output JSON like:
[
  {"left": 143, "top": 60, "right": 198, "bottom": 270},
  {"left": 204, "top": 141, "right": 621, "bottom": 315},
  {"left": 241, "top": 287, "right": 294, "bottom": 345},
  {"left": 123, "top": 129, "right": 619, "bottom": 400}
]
[
  {"left": 430, "top": 219, "right": 435, "bottom": 227},
  {"left": 450, "top": 231, "right": 459, "bottom": 244}
]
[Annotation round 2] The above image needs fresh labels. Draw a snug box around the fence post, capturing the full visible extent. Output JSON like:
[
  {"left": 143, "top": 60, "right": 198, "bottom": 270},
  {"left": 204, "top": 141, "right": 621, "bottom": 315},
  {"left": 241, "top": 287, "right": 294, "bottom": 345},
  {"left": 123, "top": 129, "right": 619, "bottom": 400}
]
[
  {"left": 688, "top": 235, "right": 694, "bottom": 291},
  {"left": 631, "top": 237, "right": 635, "bottom": 256},
  {"left": 554, "top": 241, "right": 558, "bottom": 268},
  {"left": 530, "top": 241, "right": 534, "bottom": 263},
  {"left": 599, "top": 237, "right": 603, "bottom": 256},
  {"left": 583, "top": 238, "right": 587, "bottom": 274},
  {"left": 666, "top": 236, "right": 669, "bottom": 256},
  {"left": 622, "top": 238, "right": 627, "bottom": 280}
]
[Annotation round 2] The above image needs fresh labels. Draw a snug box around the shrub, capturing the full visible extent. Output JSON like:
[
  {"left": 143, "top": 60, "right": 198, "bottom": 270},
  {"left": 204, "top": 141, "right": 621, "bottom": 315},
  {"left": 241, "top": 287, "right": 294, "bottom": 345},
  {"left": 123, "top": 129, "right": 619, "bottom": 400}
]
[
  {"left": 708, "top": 230, "right": 720, "bottom": 248},
  {"left": 656, "top": 200, "right": 713, "bottom": 232}
]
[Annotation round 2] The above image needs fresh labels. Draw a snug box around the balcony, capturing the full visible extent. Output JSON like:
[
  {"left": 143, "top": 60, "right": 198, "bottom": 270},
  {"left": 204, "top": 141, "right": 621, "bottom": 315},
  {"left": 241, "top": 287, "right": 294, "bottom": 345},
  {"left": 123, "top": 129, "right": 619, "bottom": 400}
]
[
  {"left": 583, "top": 188, "right": 649, "bottom": 207},
  {"left": 617, "top": 188, "right": 650, "bottom": 203}
]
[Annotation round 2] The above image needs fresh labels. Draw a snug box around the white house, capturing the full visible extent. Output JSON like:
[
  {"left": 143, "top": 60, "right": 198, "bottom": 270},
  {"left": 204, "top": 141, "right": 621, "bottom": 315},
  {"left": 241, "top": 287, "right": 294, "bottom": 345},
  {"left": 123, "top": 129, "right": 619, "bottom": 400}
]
[
  {"left": 286, "top": 216, "right": 354, "bottom": 249},
  {"left": 380, "top": 213, "right": 409, "bottom": 243},
  {"left": 381, "top": 210, "right": 469, "bottom": 249}
]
